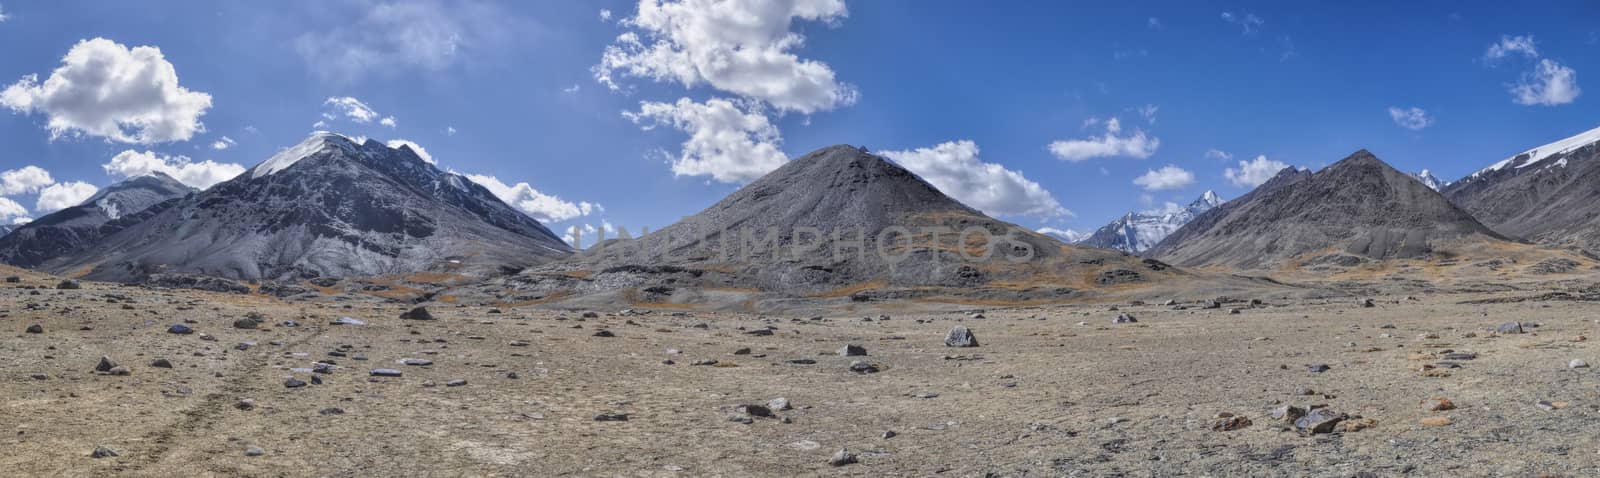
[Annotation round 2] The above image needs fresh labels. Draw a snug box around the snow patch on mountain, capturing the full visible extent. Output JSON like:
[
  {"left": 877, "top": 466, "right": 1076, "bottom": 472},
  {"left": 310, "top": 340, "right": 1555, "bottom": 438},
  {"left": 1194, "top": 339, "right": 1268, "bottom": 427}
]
[
  {"left": 1412, "top": 169, "right": 1446, "bottom": 191},
  {"left": 253, "top": 131, "right": 364, "bottom": 179},
  {"left": 1038, "top": 227, "right": 1089, "bottom": 243},
  {"left": 1471, "top": 125, "right": 1600, "bottom": 179},
  {"left": 1079, "top": 191, "right": 1224, "bottom": 254}
]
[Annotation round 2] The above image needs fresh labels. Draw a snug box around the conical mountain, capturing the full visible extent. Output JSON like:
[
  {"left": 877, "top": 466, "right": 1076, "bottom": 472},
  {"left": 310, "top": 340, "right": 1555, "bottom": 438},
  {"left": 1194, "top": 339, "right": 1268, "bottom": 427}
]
[
  {"left": 1443, "top": 125, "right": 1600, "bottom": 252},
  {"left": 543, "top": 145, "right": 1177, "bottom": 298},
  {"left": 1078, "top": 190, "right": 1224, "bottom": 255},
  {"left": 52, "top": 132, "right": 571, "bottom": 282},
  {"left": 0, "top": 172, "right": 195, "bottom": 268},
  {"left": 1148, "top": 150, "right": 1503, "bottom": 269}
]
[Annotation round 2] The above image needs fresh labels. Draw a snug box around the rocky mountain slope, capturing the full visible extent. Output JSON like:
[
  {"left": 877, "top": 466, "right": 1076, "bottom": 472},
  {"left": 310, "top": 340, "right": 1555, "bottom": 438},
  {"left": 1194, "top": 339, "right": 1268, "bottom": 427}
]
[
  {"left": 1413, "top": 170, "right": 1446, "bottom": 191},
  {"left": 50, "top": 132, "right": 571, "bottom": 282},
  {"left": 1148, "top": 150, "right": 1504, "bottom": 269},
  {"left": 505, "top": 145, "right": 1179, "bottom": 304},
  {"left": 0, "top": 172, "right": 195, "bottom": 268},
  {"left": 1078, "top": 191, "right": 1223, "bottom": 254},
  {"left": 1443, "top": 125, "right": 1600, "bottom": 252}
]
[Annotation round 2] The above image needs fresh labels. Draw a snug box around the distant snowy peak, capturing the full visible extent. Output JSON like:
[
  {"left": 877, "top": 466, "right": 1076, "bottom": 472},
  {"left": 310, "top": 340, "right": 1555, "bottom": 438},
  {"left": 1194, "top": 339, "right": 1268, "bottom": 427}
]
[
  {"left": 1412, "top": 169, "right": 1446, "bottom": 191},
  {"left": 1078, "top": 190, "right": 1224, "bottom": 254},
  {"left": 252, "top": 131, "right": 369, "bottom": 178},
  {"left": 1038, "top": 227, "right": 1090, "bottom": 243},
  {"left": 1463, "top": 125, "right": 1600, "bottom": 183}
]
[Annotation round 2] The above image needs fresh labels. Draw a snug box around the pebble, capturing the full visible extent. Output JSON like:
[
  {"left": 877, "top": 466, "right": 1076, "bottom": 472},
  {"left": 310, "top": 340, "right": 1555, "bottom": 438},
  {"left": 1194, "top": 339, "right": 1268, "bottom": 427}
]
[
  {"left": 370, "top": 369, "right": 403, "bottom": 377},
  {"left": 1422, "top": 397, "right": 1455, "bottom": 411},
  {"left": 828, "top": 448, "right": 857, "bottom": 466},
  {"left": 319, "top": 407, "right": 345, "bottom": 415},
  {"left": 1113, "top": 313, "right": 1137, "bottom": 324},
  {"left": 594, "top": 413, "right": 629, "bottom": 422},
  {"left": 235, "top": 399, "right": 256, "bottom": 411},
  {"left": 332, "top": 317, "right": 365, "bottom": 326},
  {"left": 1496, "top": 321, "right": 1525, "bottom": 334},
  {"left": 1306, "top": 364, "right": 1331, "bottom": 373},
  {"left": 837, "top": 344, "right": 867, "bottom": 356},
  {"left": 244, "top": 446, "right": 265, "bottom": 457},
  {"left": 1569, "top": 359, "right": 1589, "bottom": 369},
  {"left": 400, "top": 358, "right": 433, "bottom": 366},
  {"left": 25, "top": 324, "right": 43, "bottom": 334},
  {"left": 150, "top": 358, "right": 173, "bottom": 369},
  {"left": 768, "top": 397, "right": 792, "bottom": 411},
  {"left": 284, "top": 378, "right": 307, "bottom": 388},
  {"left": 848, "top": 361, "right": 880, "bottom": 373},
  {"left": 167, "top": 324, "right": 194, "bottom": 335},
  {"left": 446, "top": 379, "right": 467, "bottom": 387},
  {"left": 1294, "top": 408, "right": 1346, "bottom": 434},
  {"left": 400, "top": 307, "right": 435, "bottom": 321},
  {"left": 90, "top": 446, "right": 118, "bottom": 458},
  {"left": 593, "top": 330, "right": 616, "bottom": 337}
]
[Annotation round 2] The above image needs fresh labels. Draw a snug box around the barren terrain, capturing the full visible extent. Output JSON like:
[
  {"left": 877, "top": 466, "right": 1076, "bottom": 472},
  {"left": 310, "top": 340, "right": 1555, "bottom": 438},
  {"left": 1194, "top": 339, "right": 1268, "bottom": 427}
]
[{"left": 6, "top": 265, "right": 1600, "bottom": 477}]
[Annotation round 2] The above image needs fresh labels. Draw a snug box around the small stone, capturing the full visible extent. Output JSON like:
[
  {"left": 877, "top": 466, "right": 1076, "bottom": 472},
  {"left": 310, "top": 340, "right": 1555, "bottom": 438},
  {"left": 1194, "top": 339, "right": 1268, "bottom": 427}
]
[
  {"left": 25, "top": 324, "right": 43, "bottom": 334},
  {"left": 944, "top": 325, "right": 978, "bottom": 347},
  {"left": 1113, "top": 313, "right": 1137, "bottom": 324},
  {"left": 400, "top": 307, "right": 435, "bottom": 321},
  {"left": 593, "top": 330, "right": 615, "bottom": 338},
  {"left": 1306, "top": 364, "right": 1331, "bottom": 373},
  {"left": 56, "top": 279, "right": 81, "bottom": 290},
  {"left": 1269, "top": 405, "right": 1306, "bottom": 422},
  {"left": 1360, "top": 298, "right": 1375, "bottom": 308},
  {"left": 90, "top": 446, "right": 118, "bottom": 458},
  {"left": 319, "top": 407, "right": 345, "bottom": 415},
  {"left": 370, "top": 369, "right": 403, "bottom": 377},
  {"left": 848, "top": 360, "right": 879, "bottom": 373},
  {"left": 106, "top": 366, "right": 130, "bottom": 376},
  {"left": 1422, "top": 397, "right": 1455, "bottom": 411},
  {"left": 731, "top": 347, "right": 751, "bottom": 355},
  {"left": 1419, "top": 416, "right": 1452, "bottom": 427},
  {"left": 243, "top": 446, "right": 265, "bottom": 457},
  {"left": 1211, "top": 414, "right": 1251, "bottom": 431},
  {"left": 332, "top": 317, "right": 365, "bottom": 326},
  {"left": 167, "top": 324, "right": 194, "bottom": 335},
  {"left": 837, "top": 344, "right": 867, "bottom": 356},
  {"left": 445, "top": 379, "right": 467, "bottom": 387},
  {"left": 400, "top": 358, "right": 433, "bottom": 366},
  {"left": 768, "top": 397, "right": 791, "bottom": 411},
  {"left": 150, "top": 358, "right": 173, "bottom": 369},
  {"left": 235, "top": 399, "right": 256, "bottom": 411},
  {"left": 1496, "top": 321, "right": 1525, "bottom": 334},
  {"left": 739, "top": 404, "right": 773, "bottom": 418},
  {"left": 284, "top": 377, "right": 307, "bottom": 388},
  {"left": 1569, "top": 359, "right": 1589, "bottom": 369},
  {"left": 1294, "top": 408, "right": 1346, "bottom": 434},
  {"left": 233, "top": 317, "right": 260, "bottom": 329},
  {"left": 594, "top": 413, "right": 629, "bottom": 422},
  {"left": 1442, "top": 352, "right": 1477, "bottom": 360},
  {"left": 828, "top": 449, "right": 857, "bottom": 466},
  {"left": 882, "top": 430, "right": 897, "bottom": 439}
]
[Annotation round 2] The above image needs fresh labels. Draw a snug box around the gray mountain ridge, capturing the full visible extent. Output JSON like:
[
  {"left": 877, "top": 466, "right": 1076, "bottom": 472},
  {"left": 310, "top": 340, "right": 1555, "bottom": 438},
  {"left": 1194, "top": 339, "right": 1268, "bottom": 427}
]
[
  {"left": 48, "top": 132, "right": 572, "bottom": 282},
  {"left": 0, "top": 172, "right": 196, "bottom": 268},
  {"left": 1148, "top": 150, "right": 1504, "bottom": 269},
  {"left": 508, "top": 144, "right": 1178, "bottom": 302},
  {"left": 1443, "top": 125, "right": 1600, "bottom": 253}
]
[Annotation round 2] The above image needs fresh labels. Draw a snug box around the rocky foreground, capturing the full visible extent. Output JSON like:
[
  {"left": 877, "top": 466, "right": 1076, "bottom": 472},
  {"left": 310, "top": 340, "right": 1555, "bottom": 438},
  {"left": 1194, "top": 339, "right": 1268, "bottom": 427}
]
[{"left": 4, "top": 270, "right": 1600, "bottom": 477}]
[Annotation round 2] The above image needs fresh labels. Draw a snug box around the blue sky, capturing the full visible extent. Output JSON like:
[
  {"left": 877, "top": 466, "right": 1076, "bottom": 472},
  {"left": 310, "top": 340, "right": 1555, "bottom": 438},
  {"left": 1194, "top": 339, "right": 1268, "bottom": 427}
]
[{"left": 0, "top": 1, "right": 1595, "bottom": 242}]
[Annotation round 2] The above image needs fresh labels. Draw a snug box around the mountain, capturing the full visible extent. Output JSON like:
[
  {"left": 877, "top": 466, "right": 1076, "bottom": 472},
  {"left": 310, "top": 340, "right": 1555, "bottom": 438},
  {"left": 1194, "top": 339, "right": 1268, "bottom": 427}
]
[
  {"left": 523, "top": 145, "right": 1178, "bottom": 301},
  {"left": 1148, "top": 150, "right": 1503, "bottom": 269},
  {"left": 1078, "top": 190, "right": 1224, "bottom": 254},
  {"left": 49, "top": 132, "right": 572, "bottom": 282},
  {"left": 1412, "top": 170, "right": 1445, "bottom": 191},
  {"left": 0, "top": 172, "right": 195, "bottom": 268},
  {"left": 1037, "top": 227, "right": 1089, "bottom": 243},
  {"left": 1442, "top": 125, "right": 1600, "bottom": 252},
  {"left": 0, "top": 224, "right": 11, "bottom": 237}
]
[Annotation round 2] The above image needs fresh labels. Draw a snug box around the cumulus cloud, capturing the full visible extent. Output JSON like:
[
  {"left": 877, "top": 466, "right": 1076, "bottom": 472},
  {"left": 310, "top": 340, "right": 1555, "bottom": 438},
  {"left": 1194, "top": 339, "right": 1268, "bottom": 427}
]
[
  {"left": 1220, "top": 11, "right": 1263, "bottom": 34},
  {"left": 0, "top": 197, "right": 26, "bottom": 220},
  {"left": 103, "top": 150, "right": 245, "bottom": 189},
  {"left": 1484, "top": 34, "right": 1538, "bottom": 62},
  {"left": 1204, "top": 149, "right": 1233, "bottom": 161},
  {"left": 1048, "top": 118, "right": 1160, "bottom": 161},
  {"left": 1132, "top": 164, "right": 1195, "bottom": 191},
  {"left": 212, "top": 136, "right": 236, "bottom": 150},
  {"left": 1224, "top": 155, "right": 1289, "bottom": 188},
  {"left": 294, "top": 0, "right": 517, "bottom": 84},
  {"left": 445, "top": 126, "right": 457, "bottom": 136},
  {"left": 0, "top": 38, "right": 212, "bottom": 143},
  {"left": 379, "top": 116, "right": 397, "bottom": 128},
  {"left": 0, "top": 3, "right": 9, "bottom": 22},
  {"left": 324, "top": 96, "right": 380, "bottom": 123},
  {"left": 625, "top": 97, "right": 788, "bottom": 184},
  {"left": 35, "top": 181, "right": 97, "bottom": 213},
  {"left": 385, "top": 139, "right": 436, "bottom": 164},
  {"left": 0, "top": 165, "right": 54, "bottom": 195},
  {"left": 465, "top": 173, "right": 599, "bottom": 223},
  {"left": 599, "top": 9, "right": 612, "bottom": 21},
  {"left": 595, "top": 0, "right": 857, "bottom": 114},
  {"left": 1510, "top": 59, "right": 1581, "bottom": 106},
  {"left": 1388, "top": 106, "right": 1434, "bottom": 130},
  {"left": 880, "top": 140, "right": 1068, "bottom": 218}
]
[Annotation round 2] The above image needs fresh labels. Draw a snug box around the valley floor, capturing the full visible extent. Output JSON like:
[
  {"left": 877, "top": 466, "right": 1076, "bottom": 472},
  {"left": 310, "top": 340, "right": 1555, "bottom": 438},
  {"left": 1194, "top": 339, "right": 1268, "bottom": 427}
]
[{"left": 4, "top": 271, "right": 1600, "bottom": 477}]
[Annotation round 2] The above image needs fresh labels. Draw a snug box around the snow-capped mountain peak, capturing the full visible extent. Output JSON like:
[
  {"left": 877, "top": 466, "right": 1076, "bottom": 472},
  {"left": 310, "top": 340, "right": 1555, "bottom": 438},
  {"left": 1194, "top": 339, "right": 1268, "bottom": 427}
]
[
  {"left": 1465, "top": 125, "right": 1600, "bottom": 182},
  {"left": 252, "top": 131, "right": 365, "bottom": 178},
  {"left": 1078, "top": 190, "right": 1225, "bottom": 254},
  {"left": 1412, "top": 169, "right": 1445, "bottom": 191},
  {"left": 1038, "top": 227, "right": 1090, "bottom": 243}
]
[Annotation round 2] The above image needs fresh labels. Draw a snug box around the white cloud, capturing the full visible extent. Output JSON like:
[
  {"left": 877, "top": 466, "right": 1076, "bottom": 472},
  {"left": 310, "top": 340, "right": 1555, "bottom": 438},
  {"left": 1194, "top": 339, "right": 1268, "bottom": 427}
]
[
  {"left": 1484, "top": 34, "right": 1538, "bottom": 62},
  {"left": 1132, "top": 164, "right": 1195, "bottom": 191},
  {"left": 1146, "top": 17, "right": 1163, "bottom": 30},
  {"left": 1220, "top": 11, "right": 1263, "bottom": 34},
  {"left": 465, "top": 173, "right": 599, "bottom": 223},
  {"left": 11, "top": 217, "right": 29, "bottom": 225},
  {"left": 1387, "top": 106, "right": 1434, "bottom": 130},
  {"left": 385, "top": 139, "right": 436, "bottom": 164},
  {"left": 1038, "top": 227, "right": 1089, "bottom": 243},
  {"left": 595, "top": 0, "right": 858, "bottom": 114},
  {"left": 103, "top": 150, "right": 245, "bottom": 189},
  {"left": 1224, "top": 155, "right": 1289, "bottom": 188},
  {"left": 294, "top": 1, "right": 516, "bottom": 84},
  {"left": 36, "top": 181, "right": 97, "bottom": 213},
  {"left": 1136, "top": 104, "right": 1158, "bottom": 124},
  {"left": 625, "top": 97, "right": 787, "bottom": 183},
  {"left": 0, "top": 38, "right": 212, "bottom": 143},
  {"left": 599, "top": 9, "right": 612, "bottom": 21},
  {"left": 563, "top": 84, "right": 581, "bottom": 94},
  {"left": 1048, "top": 117, "right": 1160, "bottom": 161},
  {"left": 312, "top": 120, "right": 328, "bottom": 129},
  {"left": 445, "top": 126, "right": 457, "bottom": 136},
  {"left": 0, "top": 165, "right": 54, "bottom": 195},
  {"left": 0, "top": 197, "right": 26, "bottom": 220},
  {"left": 0, "top": 3, "right": 9, "bottom": 22},
  {"left": 379, "top": 116, "right": 397, "bottom": 128},
  {"left": 324, "top": 96, "right": 380, "bottom": 123},
  {"left": 1204, "top": 148, "right": 1233, "bottom": 161},
  {"left": 1510, "top": 59, "right": 1581, "bottom": 106},
  {"left": 211, "top": 136, "right": 236, "bottom": 150},
  {"left": 880, "top": 140, "right": 1068, "bottom": 218}
]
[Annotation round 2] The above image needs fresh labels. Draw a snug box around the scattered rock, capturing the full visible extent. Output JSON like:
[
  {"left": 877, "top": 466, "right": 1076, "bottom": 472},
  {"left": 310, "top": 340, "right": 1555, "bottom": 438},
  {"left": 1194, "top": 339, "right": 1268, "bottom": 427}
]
[
  {"left": 768, "top": 397, "right": 792, "bottom": 411},
  {"left": 332, "top": 317, "right": 365, "bottom": 326},
  {"left": 944, "top": 326, "right": 978, "bottom": 347},
  {"left": 244, "top": 446, "right": 265, "bottom": 457},
  {"left": 1269, "top": 405, "right": 1306, "bottom": 423},
  {"left": 848, "top": 361, "right": 880, "bottom": 373},
  {"left": 94, "top": 356, "right": 119, "bottom": 373},
  {"left": 1211, "top": 413, "right": 1251, "bottom": 431},
  {"left": 167, "top": 324, "right": 194, "bottom": 335},
  {"left": 828, "top": 449, "right": 857, "bottom": 466},
  {"left": 400, "top": 307, "right": 435, "bottom": 321},
  {"left": 593, "top": 330, "right": 615, "bottom": 338},
  {"left": 57, "top": 280, "right": 81, "bottom": 290},
  {"left": 236, "top": 399, "right": 256, "bottom": 411},
  {"left": 1496, "top": 321, "right": 1525, "bottom": 334},
  {"left": 1360, "top": 298, "right": 1375, "bottom": 308},
  {"left": 89, "top": 446, "right": 118, "bottom": 458},
  {"left": 25, "top": 324, "right": 43, "bottom": 334},
  {"left": 837, "top": 344, "right": 867, "bottom": 356},
  {"left": 400, "top": 358, "right": 433, "bottom": 366},
  {"left": 446, "top": 379, "right": 467, "bottom": 387},
  {"left": 1113, "top": 313, "right": 1137, "bottom": 324},
  {"left": 1293, "top": 408, "right": 1346, "bottom": 434},
  {"left": 594, "top": 413, "right": 629, "bottom": 422},
  {"left": 150, "top": 358, "right": 173, "bottom": 369},
  {"left": 284, "top": 378, "right": 307, "bottom": 388},
  {"left": 1419, "top": 416, "right": 1452, "bottom": 427},
  {"left": 370, "top": 369, "right": 403, "bottom": 377},
  {"left": 1422, "top": 397, "right": 1455, "bottom": 411},
  {"left": 1569, "top": 359, "right": 1589, "bottom": 369},
  {"left": 233, "top": 317, "right": 261, "bottom": 329},
  {"left": 1306, "top": 364, "right": 1331, "bottom": 373}
]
